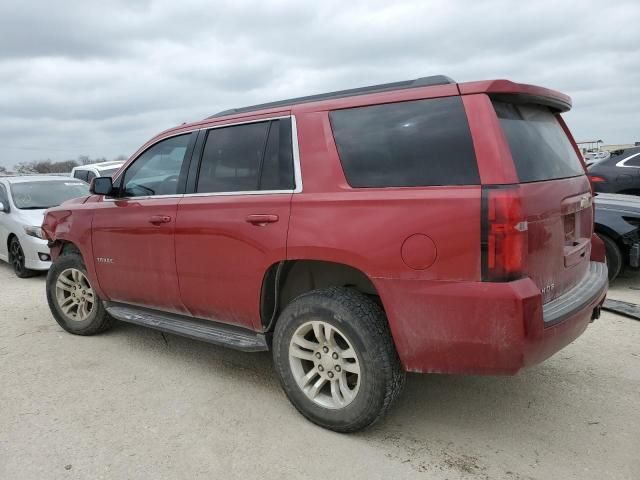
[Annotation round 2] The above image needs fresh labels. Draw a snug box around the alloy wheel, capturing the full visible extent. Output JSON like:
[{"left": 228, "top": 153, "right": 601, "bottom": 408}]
[
  {"left": 288, "top": 320, "right": 361, "bottom": 409},
  {"left": 9, "top": 239, "right": 25, "bottom": 275},
  {"left": 55, "top": 268, "right": 96, "bottom": 321}
]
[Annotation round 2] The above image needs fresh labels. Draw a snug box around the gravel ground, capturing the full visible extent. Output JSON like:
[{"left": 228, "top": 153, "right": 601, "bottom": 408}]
[{"left": 1, "top": 262, "right": 639, "bottom": 480}]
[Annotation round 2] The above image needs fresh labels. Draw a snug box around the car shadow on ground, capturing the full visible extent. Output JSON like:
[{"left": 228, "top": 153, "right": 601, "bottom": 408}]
[
  {"left": 103, "top": 318, "right": 574, "bottom": 435},
  {"left": 5, "top": 258, "right": 636, "bottom": 443}
]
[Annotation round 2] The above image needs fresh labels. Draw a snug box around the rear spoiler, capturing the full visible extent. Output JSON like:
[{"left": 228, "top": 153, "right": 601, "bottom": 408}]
[{"left": 458, "top": 80, "right": 572, "bottom": 113}]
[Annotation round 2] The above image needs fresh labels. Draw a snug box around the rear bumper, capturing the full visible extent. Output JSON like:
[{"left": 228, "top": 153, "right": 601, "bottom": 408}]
[
  {"left": 542, "top": 262, "right": 607, "bottom": 326},
  {"left": 375, "top": 261, "right": 608, "bottom": 375}
]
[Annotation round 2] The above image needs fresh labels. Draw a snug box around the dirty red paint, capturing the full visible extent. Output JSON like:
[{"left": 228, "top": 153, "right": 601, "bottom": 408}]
[{"left": 42, "top": 78, "right": 607, "bottom": 375}]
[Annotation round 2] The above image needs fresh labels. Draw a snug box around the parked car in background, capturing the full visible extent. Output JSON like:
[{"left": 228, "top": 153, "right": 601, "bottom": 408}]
[
  {"left": 71, "top": 160, "right": 125, "bottom": 183},
  {"left": 594, "top": 193, "right": 640, "bottom": 280},
  {"left": 0, "top": 176, "right": 89, "bottom": 277},
  {"left": 588, "top": 147, "right": 640, "bottom": 195},
  {"left": 583, "top": 150, "right": 610, "bottom": 167},
  {"left": 43, "top": 76, "right": 607, "bottom": 432}
]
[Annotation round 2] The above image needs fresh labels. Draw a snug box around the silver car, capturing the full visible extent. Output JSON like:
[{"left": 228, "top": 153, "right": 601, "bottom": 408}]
[{"left": 0, "top": 175, "right": 89, "bottom": 277}]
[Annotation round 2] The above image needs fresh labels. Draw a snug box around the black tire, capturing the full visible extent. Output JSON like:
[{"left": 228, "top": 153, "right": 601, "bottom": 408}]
[
  {"left": 46, "top": 253, "right": 113, "bottom": 335},
  {"left": 601, "top": 234, "right": 623, "bottom": 281},
  {"left": 272, "top": 287, "right": 405, "bottom": 433},
  {"left": 8, "top": 236, "right": 38, "bottom": 278}
]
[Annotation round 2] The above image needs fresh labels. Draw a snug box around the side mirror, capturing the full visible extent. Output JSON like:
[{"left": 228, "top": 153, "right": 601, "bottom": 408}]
[
  {"left": 90, "top": 177, "right": 114, "bottom": 196},
  {"left": 0, "top": 201, "right": 7, "bottom": 213}
]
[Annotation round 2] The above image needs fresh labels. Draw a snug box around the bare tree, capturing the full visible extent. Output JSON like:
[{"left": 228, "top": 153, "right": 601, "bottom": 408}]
[{"left": 13, "top": 160, "right": 78, "bottom": 174}]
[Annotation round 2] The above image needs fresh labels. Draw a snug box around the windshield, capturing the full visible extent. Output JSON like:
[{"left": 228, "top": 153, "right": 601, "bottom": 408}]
[{"left": 10, "top": 180, "right": 89, "bottom": 209}]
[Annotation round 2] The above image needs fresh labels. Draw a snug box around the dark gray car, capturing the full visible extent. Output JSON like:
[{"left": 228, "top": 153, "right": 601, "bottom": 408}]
[
  {"left": 589, "top": 147, "right": 640, "bottom": 196},
  {"left": 594, "top": 193, "right": 640, "bottom": 280}
]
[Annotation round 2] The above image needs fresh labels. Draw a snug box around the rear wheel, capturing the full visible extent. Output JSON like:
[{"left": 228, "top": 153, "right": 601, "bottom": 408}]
[
  {"left": 272, "top": 287, "right": 405, "bottom": 433},
  {"left": 9, "top": 237, "right": 37, "bottom": 278},
  {"left": 46, "top": 253, "right": 113, "bottom": 335},
  {"left": 601, "top": 234, "right": 623, "bottom": 281}
]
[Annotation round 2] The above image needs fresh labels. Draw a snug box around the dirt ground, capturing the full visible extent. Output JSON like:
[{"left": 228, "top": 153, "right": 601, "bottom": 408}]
[{"left": 0, "top": 262, "right": 638, "bottom": 480}]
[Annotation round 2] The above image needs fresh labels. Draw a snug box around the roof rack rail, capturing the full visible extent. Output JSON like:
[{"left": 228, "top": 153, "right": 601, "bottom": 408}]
[{"left": 208, "top": 75, "right": 455, "bottom": 119}]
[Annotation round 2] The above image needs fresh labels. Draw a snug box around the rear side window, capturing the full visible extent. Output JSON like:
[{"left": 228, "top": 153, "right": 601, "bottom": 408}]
[
  {"left": 73, "top": 169, "right": 89, "bottom": 182},
  {"left": 329, "top": 97, "right": 479, "bottom": 188},
  {"left": 196, "top": 119, "right": 294, "bottom": 193},
  {"left": 493, "top": 101, "right": 584, "bottom": 182},
  {"left": 618, "top": 151, "right": 640, "bottom": 167}
]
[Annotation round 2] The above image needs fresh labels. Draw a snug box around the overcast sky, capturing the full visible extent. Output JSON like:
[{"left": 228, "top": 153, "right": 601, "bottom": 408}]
[{"left": 0, "top": 0, "right": 638, "bottom": 169}]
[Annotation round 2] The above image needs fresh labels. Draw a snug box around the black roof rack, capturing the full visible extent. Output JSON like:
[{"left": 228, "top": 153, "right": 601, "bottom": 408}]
[{"left": 208, "top": 75, "right": 455, "bottom": 119}]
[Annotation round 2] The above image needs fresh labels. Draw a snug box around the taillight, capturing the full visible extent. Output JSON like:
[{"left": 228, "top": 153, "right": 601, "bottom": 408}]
[
  {"left": 481, "top": 185, "right": 528, "bottom": 282},
  {"left": 589, "top": 175, "right": 606, "bottom": 183}
]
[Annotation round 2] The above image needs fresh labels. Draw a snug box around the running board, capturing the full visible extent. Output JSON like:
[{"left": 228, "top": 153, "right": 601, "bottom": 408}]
[
  {"left": 602, "top": 299, "right": 640, "bottom": 321},
  {"left": 105, "top": 303, "right": 269, "bottom": 352}
]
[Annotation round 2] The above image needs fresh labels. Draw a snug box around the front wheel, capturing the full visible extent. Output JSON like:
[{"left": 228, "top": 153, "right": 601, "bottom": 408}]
[
  {"left": 46, "top": 253, "right": 113, "bottom": 335},
  {"left": 9, "top": 237, "right": 37, "bottom": 278},
  {"left": 272, "top": 287, "right": 405, "bottom": 433}
]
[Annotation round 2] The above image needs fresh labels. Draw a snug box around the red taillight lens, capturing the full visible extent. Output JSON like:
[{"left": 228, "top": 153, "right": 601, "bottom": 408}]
[
  {"left": 482, "top": 185, "right": 528, "bottom": 282},
  {"left": 589, "top": 175, "right": 606, "bottom": 183}
]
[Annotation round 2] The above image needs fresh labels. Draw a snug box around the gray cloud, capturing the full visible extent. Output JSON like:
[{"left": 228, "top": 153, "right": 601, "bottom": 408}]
[{"left": 1, "top": 0, "right": 638, "bottom": 167}]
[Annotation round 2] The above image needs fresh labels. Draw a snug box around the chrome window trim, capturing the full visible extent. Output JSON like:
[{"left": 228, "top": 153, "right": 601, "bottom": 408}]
[
  {"left": 615, "top": 152, "right": 640, "bottom": 168},
  {"left": 107, "top": 114, "right": 303, "bottom": 202},
  {"left": 290, "top": 115, "right": 303, "bottom": 194},
  {"left": 104, "top": 194, "right": 184, "bottom": 202}
]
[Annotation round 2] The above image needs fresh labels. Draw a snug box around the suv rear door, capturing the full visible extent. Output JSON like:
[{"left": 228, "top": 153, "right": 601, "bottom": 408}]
[
  {"left": 91, "top": 132, "right": 196, "bottom": 313},
  {"left": 175, "top": 116, "right": 297, "bottom": 330}
]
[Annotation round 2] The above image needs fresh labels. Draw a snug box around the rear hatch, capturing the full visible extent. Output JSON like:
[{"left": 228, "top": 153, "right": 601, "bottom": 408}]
[{"left": 491, "top": 100, "right": 592, "bottom": 303}]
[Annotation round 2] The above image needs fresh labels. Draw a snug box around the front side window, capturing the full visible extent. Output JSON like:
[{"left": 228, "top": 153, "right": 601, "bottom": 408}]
[
  {"left": 10, "top": 181, "right": 89, "bottom": 209},
  {"left": 99, "top": 167, "right": 120, "bottom": 177},
  {"left": 329, "top": 97, "right": 479, "bottom": 188},
  {"left": 196, "top": 118, "right": 294, "bottom": 193},
  {"left": 121, "top": 134, "right": 191, "bottom": 197}
]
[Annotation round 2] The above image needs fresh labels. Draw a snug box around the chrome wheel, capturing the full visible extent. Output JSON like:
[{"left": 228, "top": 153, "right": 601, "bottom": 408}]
[
  {"left": 289, "top": 321, "right": 361, "bottom": 409},
  {"left": 55, "top": 268, "right": 95, "bottom": 322}
]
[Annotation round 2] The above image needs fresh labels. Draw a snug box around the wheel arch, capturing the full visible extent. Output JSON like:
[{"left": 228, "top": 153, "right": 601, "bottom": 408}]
[
  {"left": 7, "top": 232, "right": 17, "bottom": 251},
  {"left": 260, "top": 259, "right": 383, "bottom": 331}
]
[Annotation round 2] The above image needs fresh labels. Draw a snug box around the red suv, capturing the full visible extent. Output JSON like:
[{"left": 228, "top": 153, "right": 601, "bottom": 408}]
[{"left": 43, "top": 76, "right": 608, "bottom": 432}]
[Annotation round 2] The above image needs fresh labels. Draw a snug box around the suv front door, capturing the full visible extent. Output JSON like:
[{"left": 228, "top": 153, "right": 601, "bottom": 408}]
[
  {"left": 92, "top": 132, "right": 196, "bottom": 313},
  {"left": 175, "top": 117, "right": 297, "bottom": 330}
]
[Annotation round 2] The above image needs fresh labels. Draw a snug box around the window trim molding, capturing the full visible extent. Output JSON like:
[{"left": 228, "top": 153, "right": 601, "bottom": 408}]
[
  {"left": 615, "top": 152, "right": 640, "bottom": 168},
  {"left": 188, "top": 114, "right": 303, "bottom": 198}
]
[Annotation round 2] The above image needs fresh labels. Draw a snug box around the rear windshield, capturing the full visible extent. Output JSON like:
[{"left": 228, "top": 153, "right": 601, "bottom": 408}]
[
  {"left": 329, "top": 97, "right": 479, "bottom": 188},
  {"left": 493, "top": 101, "right": 584, "bottom": 182}
]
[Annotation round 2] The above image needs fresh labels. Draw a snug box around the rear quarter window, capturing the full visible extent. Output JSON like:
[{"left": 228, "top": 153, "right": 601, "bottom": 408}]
[
  {"left": 493, "top": 101, "right": 585, "bottom": 182},
  {"left": 329, "top": 97, "right": 479, "bottom": 187},
  {"left": 73, "top": 169, "right": 89, "bottom": 182}
]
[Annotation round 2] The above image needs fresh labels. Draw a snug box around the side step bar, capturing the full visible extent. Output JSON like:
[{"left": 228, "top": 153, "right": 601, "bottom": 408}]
[
  {"left": 105, "top": 303, "right": 269, "bottom": 352},
  {"left": 603, "top": 299, "right": 640, "bottom": 321}
]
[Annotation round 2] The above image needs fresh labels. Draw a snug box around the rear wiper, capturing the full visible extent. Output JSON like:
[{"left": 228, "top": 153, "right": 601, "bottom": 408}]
[{"left": 19, "top": 206, "right": 52, "bottom": 210}]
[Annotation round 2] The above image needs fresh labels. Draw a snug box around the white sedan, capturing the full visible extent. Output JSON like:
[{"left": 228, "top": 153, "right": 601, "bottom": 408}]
[{"left": 0, "top": 175, "right": 89, "bottom": 278}]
